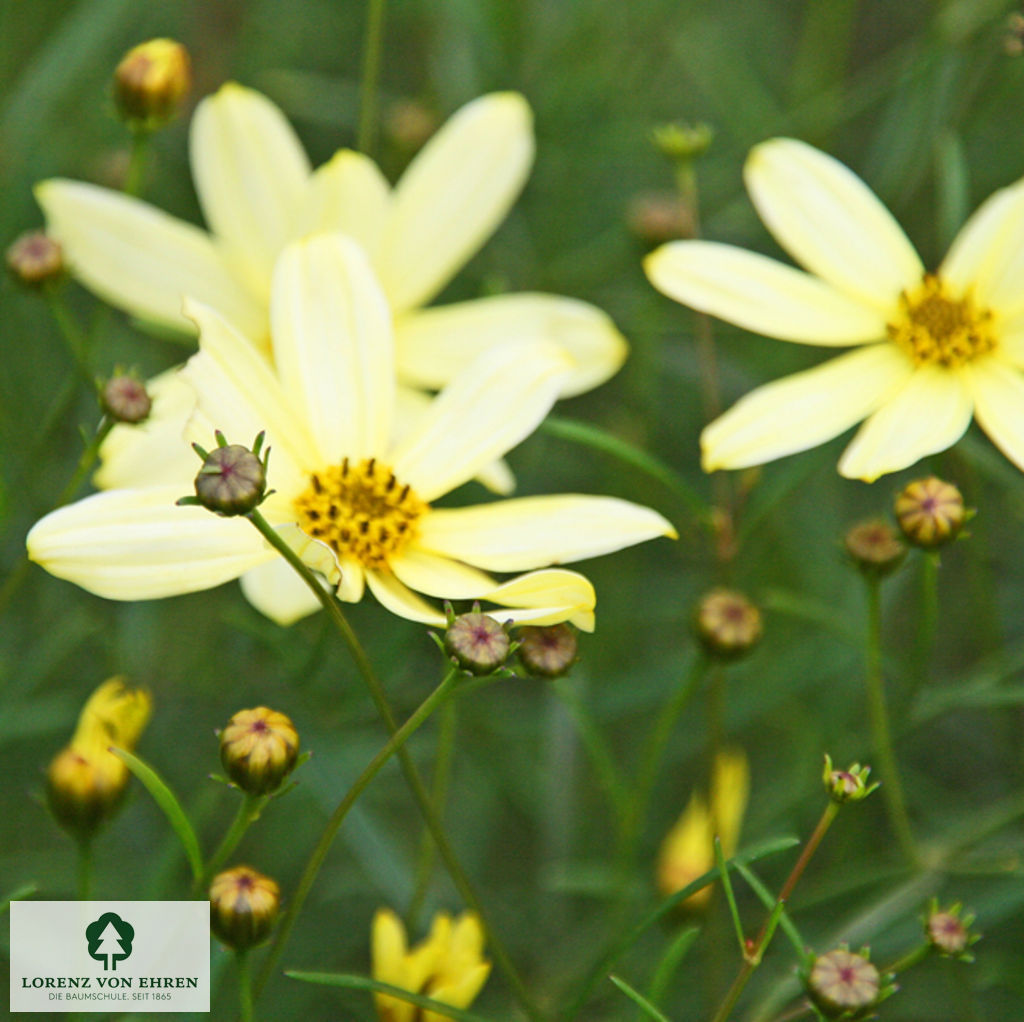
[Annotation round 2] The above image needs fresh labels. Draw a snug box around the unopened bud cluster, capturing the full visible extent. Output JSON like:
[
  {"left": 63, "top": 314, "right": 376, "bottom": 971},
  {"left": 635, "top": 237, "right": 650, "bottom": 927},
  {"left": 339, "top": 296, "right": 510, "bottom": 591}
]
[
  {"left": 114, "top": 39, "right": 191, "bottom": 128},
  {"left": 101, "top": 372, "right": 151, "bottom": 424},
  {"left": 517, "top": 623, "right": 578, "bottom": 678},
  {"left": 924, "top": 899, "right": 978, "bottom": 960},
  {"left": 894, "top": 476, "right": 968, "bottom": 550},
  {"left": 220, "top": 707, "right": 299, "bottom": 796},
  {"left": 443, "top": 607, "right": 511, "bottom": 675},
  {"left": 844, "top": 518, "right": 906, "bottom": 578},
  {"left": 6, "top": 231, "right": 63, "bottom": 286},
  {"left": 805, "top": 946, "right": 885, "bottom": 1018},
  {"left": 822, "top": 756, "right": 878, "bottom": 805},
  {"left": 209, "top": 865, "right": 280, "bottom": 950},
  {"left": 695, "top": 588, "right": 762, "bottom": 659},
  {"left": 181, "top": 431, "right": 269, "bottom": 516}
]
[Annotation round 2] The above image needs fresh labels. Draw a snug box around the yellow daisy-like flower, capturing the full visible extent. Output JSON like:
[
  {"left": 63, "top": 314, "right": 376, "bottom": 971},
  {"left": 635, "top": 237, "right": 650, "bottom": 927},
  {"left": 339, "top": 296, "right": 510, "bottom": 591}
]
[
  {"left": 27, "top": 235, "right": 673, "bottom": 628},
  {"left": 645, "top": 137, "right": 1024, "bottom": 481},
  {"left": 372, "top": 908, "right": 491, "bottom": 1022}
]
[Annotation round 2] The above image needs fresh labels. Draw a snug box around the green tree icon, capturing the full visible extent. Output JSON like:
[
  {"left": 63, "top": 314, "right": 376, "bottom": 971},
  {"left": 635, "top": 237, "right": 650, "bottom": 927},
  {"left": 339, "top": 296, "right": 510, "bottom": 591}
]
[{"left": 85, "top": 912, "right": 134, "bottom": 971}]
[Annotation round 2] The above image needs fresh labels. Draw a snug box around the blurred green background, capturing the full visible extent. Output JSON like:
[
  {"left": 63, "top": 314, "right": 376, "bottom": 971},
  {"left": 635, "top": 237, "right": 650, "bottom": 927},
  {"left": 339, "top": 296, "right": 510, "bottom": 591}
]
[{"left": 4, "top": 0, "right": 1024, "bottom": 1018}]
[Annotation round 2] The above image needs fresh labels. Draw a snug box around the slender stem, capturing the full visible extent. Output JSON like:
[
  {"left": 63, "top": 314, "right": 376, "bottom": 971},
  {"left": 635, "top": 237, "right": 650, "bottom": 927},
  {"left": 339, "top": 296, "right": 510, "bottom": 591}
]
[
  {"left": 883, "top": 941, "right": 931, "bottom": 976},
  {"left": 863, "top": 578, "right": 919, "bottom": 866},
  {"left": 911, "top": 552, "right": 939, "bottom": 695},
  {"left": 709, "top": 803, "right": 839, "bottom": 1022},
  {"left": 44, "top": 287, "right": 95, "bottom": 391},
  {"left": 406, "top": 697, "right": 458, "bottom": 929},
  {"left": 237, "top": 950, "right": 254, "bottom": 1022},
  {"left": 123, "top": 128, "right": 153, "bottom": 198},
  {"left": 197, "top": 793, "right": 268, "bottom": 894},
  {"left": 246, "top": 509, "right": 543, "bottom": 1019},
  {"left": 356, "top": 0, "right": 387, "bottom": 155},
  {"left": 77, "top": 838, "right": 94, "bottom": 900}
]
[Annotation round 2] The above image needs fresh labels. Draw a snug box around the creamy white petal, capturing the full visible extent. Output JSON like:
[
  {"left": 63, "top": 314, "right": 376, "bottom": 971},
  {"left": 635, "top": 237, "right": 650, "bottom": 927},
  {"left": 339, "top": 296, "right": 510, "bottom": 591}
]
[
  {"left": 838, "top": 365, "right": 974, "bottom": 481},
  {"left": 190, "top": 83, "right": 310, "bottom": 296},
  {"left": 483, "top": 569, "right": 596, "bottom": 632},
  {"left": 35, "top": 179, "right": 263, "bottom": 339},
  {"left": 377, "top": 92, "right": 534, "bottom": 313},
  {"left": 271, "top": 522, "right": 343, "bottom": 588},
  {"left": 390, "top": 343, "right": 570, "bottom": 502},
  {"left": 336, "top": 556, "right": 366, "bottom": 603},
  {"left": 26, "top": 485, "right": 271, "bottom": 600},
  {"left": 95, "top": 369, "right": 199, "bottom": 490},
  {"left": 702, "top": 344, "right": 913, "bottom": 471},
  {"left": 415, "top": 495, "right": 676, "bottom": 572},
  {"left": 745, "top": 138, "right": 922, "bottom": 310},
  {"left": 963, "top": 357, "right": 1024, "bottom": 472},
  {"left": 390, "top": 547, "right": 496, "bottom": 598},
  {"left": 365, "top": 569, "right": 447, "bottom": 625},
  {"left": 182, "top": 298, "right": 315, "bottom": 493},
  {"left": 295, "top": 149, "right": 391, "bottom": 258},
  {"left": 645, "top": 242, "right": 886, "bottom": 344},
  {"left": 271, "top": 235, "right": 394, "bottom": 462},
  {"left": 995, "top": 322, "right": 1024, "bottom": 368},
  {"left": 239, "top": 557, "right": 324, "bottom": 625},
  {"left": 394, "top": 293, "right": 628, "bottom": 398}
]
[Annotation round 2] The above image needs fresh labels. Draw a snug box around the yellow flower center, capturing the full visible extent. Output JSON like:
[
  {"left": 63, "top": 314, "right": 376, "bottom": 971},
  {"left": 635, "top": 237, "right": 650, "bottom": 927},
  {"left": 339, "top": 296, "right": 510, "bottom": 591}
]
[
  {"left": 887, "top": 274, "right": 996, "bottom": 368},
  {"left": 293, "top": 458, "right": 428, "bottom": 570}
]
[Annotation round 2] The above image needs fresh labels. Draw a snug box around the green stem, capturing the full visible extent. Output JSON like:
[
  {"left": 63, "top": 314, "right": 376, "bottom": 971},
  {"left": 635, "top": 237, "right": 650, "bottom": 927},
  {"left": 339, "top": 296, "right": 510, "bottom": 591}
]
[
  {"left": 237, "top": 950, "right": 254, "bottom": 1022},
  {"left": 123, "top": 128, "right": 153, "bottom": 198},
  {"left": 883, "top": 941, "right": 931, "bottom": 976},
  {"left": 198, "top": 793, "right": 269, "bottom": 894},
  {"left": 44, "top": 287, "right": 95, "bottom": 391},
  {"left": 77, "top": 838, "right": 94, "bottom": 900},
  {"left": 407, "top": 697, "right": 458, "bottom": 929},
  {"left": 911, "top": 552, "right": 939, "bottom": 694},
  {"left": 864, "top": 578, "right": 919, "bottom": 866},
  {"left": 356, "top": 0, "right": 387, "bottom": 156},
  {"left": 244, "top": 512, "right": 540, "bottom": 1017}
]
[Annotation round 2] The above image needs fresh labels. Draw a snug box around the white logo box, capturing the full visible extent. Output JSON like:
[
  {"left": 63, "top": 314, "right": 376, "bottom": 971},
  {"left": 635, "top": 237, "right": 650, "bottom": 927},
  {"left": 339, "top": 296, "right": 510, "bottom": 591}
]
[{"left": 10, "top": 901, "right": 209, "bottom": 1013}]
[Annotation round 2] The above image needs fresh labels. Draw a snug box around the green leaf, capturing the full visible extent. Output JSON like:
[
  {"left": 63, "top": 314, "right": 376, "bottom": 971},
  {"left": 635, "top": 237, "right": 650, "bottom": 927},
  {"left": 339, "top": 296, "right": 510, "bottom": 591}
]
[
  {"left": 2, "top": 882, "right": 38, "bottom": 913},
  {"left": 648, "top": 926, "right": 701, "bottom": 1008},
  {"left": 733, "top": 862, "right": 805, "bottom": 958},
  {"left": 609, "top": 973, "right": 671, "bottom": 1022},
  {"left": 111, "top": 747, "right": 203, "bottom": 884},
  {"left": 285, "top": 972, "right": 494, "bottom": 1021}
]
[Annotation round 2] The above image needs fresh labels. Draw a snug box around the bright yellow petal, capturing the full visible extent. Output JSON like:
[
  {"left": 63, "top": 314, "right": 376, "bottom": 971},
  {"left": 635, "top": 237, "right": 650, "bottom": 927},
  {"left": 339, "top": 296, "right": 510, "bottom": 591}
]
[
  {"left": 645, "top": 241, "right": 885, "bottom": 343},
  {"left": 378, "top": 92, "right": 533, "bottom": 313},
  {"left": 701, "top": 344, "right": 913, "bottom": 471},
  {"left": 365, "top": 570, "right": 447, "bottom": 625},
  {"left": 711, "top": 747, "right": 750, "bottom": 859},
  {"left": 838, "top": 365, "right": 974, "bottom": 481},
  {"left": 394, "top": 293, "right": 628, "bottom": 398},
  {"left": 483, "top": 569, "right": 596, "bottom": 632},
  {"left": 416, "top": 496, "right": 675, "bottom": 572},
  {"left": 35, "top": 179, "right": 262, "bottom": 339},
  {"left": 181, "top": 298, "right": 315, "bottom": 493},
  {"left": 964, "top": 357, "right": 1024, "bottom": 471},
  {"left": 190, "top": 82, "right": 310, "bottom": 296},
  {"left": 238, "top": 555, "right": 324, "bottom": 626},
  {"left": 26, "top": 486, "right": 270, "bottom": 600},
  {"left": 425, "top": 963, "right": 492, "bottom": 1021},
  {"left": 372, "top": 909, "right": 417, "bottom": 1022},
  {"left": 390, "top": 342, "right": 570, "bottom": 503},
  {"left": 270, "top": 235, "right": 394, "bottom": 462},
  {"left": 390, "top": 547, "right": 496, "bottom": 598},
  {"left": 745, "top": 137, "right": 922, "bottom": 311},
  {"left": 295, "top": 148, "right": 390, "bottom": 258}
]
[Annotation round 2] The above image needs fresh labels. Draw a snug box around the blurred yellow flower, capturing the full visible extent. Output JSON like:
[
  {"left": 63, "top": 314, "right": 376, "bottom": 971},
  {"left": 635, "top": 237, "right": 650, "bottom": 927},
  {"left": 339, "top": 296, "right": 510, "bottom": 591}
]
[
  {"left": 646, "top": 138, "right": 1024, "bottom": 481},
  {"left": 372, "top": 908, "right": 491, "bottom": 1022},
  {"left": 657, "top": 747, "right": 750, "bottom": 909}
]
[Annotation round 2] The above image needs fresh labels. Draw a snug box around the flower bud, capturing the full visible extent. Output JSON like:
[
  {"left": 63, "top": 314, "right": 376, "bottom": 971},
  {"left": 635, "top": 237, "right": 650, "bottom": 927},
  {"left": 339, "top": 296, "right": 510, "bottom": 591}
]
[
  {"left": 444, "top": 610, "right": 511, "bottom": 675},
  {"left": 219, "top": 707, "right": 299, "bottom": 796},
  {"left": 844, "top": 518, "right": 906, "bottom": 578},
  {"left": 100, "top": 372, "right": 152, "bottom": 424},
  {"left": 652, "top": 121, "right": 714, "bottom": 162},
  {"left": 114, "top": 39, "right": 191, "bottom": 128},
  {"left": 6, "top": 230, "right": 63, "bottom": 286},
  {"left": 517, "top": 623, "right": 578, "bottom": 678},
  {"left": 626, "top": 192, "right": 694, "bottom": 243},
  {"left": 806, "top": 947, "right": 881, "bottom": 1017},
  {"left": 385, "top": 99, "right": 439, "bottom": 152},
  {"left": 189, "top": 432, "right": 268, "bottom": 516},
  {"left": 925, "top": 900, "right": 978, "bottom": 960},
  {"left": 694, "top": 588, "right": 762, "bottom": 660},
  {"left": 822, "top": 755, "right": 879, "bottom": 805},
  {"left": 894, "top": 476, "right": 967, "bottom": 550},
  {"left": 209, "top": 866, "right": 280, "bottom": 950}
]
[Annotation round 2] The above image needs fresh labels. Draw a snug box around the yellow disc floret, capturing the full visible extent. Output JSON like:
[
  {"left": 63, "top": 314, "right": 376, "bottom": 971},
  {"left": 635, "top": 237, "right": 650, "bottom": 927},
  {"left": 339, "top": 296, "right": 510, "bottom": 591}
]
[
  {"left": 293, "top": 457, "right": 427, "bottom": 570},
  {"left": 887, "top": 274, "right": 997, "bottom": 368}
]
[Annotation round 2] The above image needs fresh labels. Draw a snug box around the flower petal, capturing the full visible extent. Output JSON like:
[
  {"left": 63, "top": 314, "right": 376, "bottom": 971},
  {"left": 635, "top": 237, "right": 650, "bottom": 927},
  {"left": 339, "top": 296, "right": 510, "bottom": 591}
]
[
  {"left": 295, "top": 149, "right": 391, "bottom": 259},
  {"left": 26, "top": 486, "right": 270, "bottom": 600},
  {"left": 745, "top": 138, "right": 923, "bottom": 310},
  {"left": 645, "top": 241, "right": 886, "bottom": 344},
  {"left": 35, "top": 179, "right": 263, "bottom": 339},
  {"left": 702, "top": 344, "right": 913, "bottom": 471},
  {"left": 239, "top": 557, "right": 323, "bottom": 625},
  {"left": 390, "top": 547, "right": 496, "bottom": 598},
  {"left": 365, "top": 570, "right": 446, "bottom": 625},
  {"left": 838, "top": 365, "right": 974, "bottom": 481},
  {"left": 483, "top": 569, "right": 596, "bottom": 632},
  {"left": 181, "top": 298, "right": 315, "bottom": 494},
  {"left": 416, "top": 495, "right": 676, "bottom": 572},
  {"left": 391, "top": 343, "right": 570, "bottom": 502},
  {"left": 963, "top": 357, "right": 1024, "bottom": 471},
  {"left": 377, "top": 92, "right": 534, "bottom": 313},
  {"left": 394, "top": 292, "right": 628, "bottom": 398},
  {"left": 271, "top": 235, "right": 394, "bottom": 462}
]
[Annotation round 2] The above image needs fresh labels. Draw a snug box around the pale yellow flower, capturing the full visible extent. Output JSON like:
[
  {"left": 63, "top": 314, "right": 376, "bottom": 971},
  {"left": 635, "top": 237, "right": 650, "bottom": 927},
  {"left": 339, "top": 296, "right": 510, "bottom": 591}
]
[
  {"left": 657, "top": 747, "right": 750, "bottom": 909},
  {"left": 646, "top": 138, "right": 1024, "bottom": 481},
  {"left": 372, "top": 908, "right": 491, "bottom": 1022},
  {"left": 27, "top": 236, "right": 674, "bottom": 628}
]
